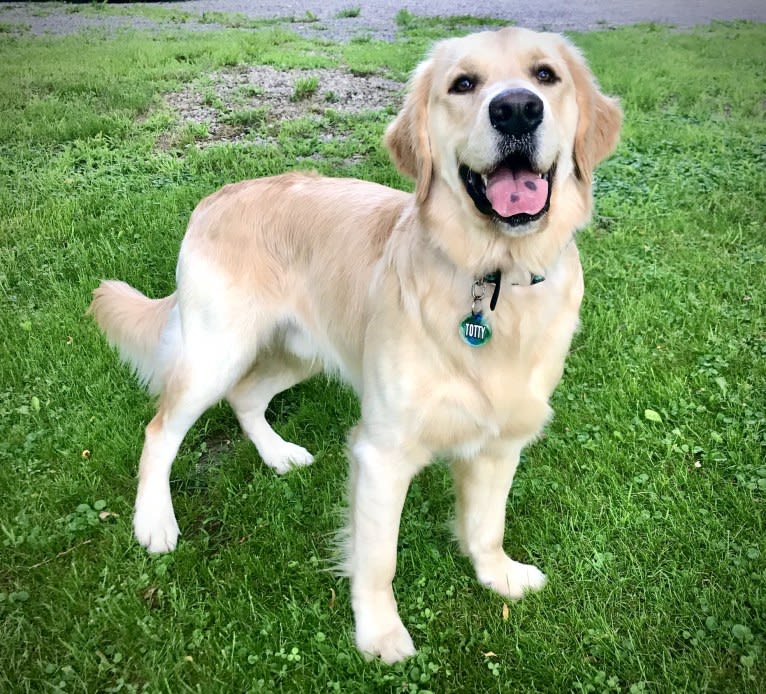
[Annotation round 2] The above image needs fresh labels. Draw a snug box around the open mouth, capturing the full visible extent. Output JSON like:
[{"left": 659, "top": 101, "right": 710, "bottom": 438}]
[{"left": 459, "top": 154, "right": 555, "bottom": 227}]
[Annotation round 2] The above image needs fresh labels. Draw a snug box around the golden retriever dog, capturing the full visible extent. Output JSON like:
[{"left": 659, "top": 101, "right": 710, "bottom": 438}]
[{"left": 90, "top": 27, "right": 621, "bottom": 662}]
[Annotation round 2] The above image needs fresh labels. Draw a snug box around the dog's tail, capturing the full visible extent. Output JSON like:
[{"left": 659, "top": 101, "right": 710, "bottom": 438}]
[{"left": 89, "top": 280, "right": 177, "bottom": 394}]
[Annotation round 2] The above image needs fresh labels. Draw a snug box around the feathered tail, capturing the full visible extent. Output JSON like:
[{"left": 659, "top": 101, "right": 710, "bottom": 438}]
[{"left": 89, "top": 280, "right": 177, "bottom": 393}]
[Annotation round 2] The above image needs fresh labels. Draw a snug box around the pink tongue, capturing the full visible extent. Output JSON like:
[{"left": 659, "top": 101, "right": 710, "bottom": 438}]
[{"left": 485, "top": 166, "right": 548, "bottom": 217}]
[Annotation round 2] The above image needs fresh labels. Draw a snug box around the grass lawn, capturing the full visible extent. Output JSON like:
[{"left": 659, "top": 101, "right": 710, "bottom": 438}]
[{"left": 1, "top": 9, "right": 764, "bottom": 693}]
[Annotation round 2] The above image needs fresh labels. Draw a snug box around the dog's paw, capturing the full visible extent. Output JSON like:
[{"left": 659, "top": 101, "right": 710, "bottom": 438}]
[
  {"left": 134, "top": 496, "right": 180, "bottom": 554},
  {"left": 477, "top": 554, "right": 546, "bottom": 600},
  {"left": 261, "top": 441, "right": 314, "bottom": 475},
  {"left": 356, "top": 619, "right": 416, "bottom": 664}
]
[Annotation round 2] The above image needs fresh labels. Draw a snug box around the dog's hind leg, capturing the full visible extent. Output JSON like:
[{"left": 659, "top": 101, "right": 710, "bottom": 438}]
[
  {"left": 227, "top": 354, "right": 320, "bottom": 474},
  {"left": 133, "top": 340, "right": 253, "bottom": 554}
]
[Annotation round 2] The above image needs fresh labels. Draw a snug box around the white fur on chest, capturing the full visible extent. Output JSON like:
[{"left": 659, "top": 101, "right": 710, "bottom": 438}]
[{"left": 362, "top": 243, "right": 583, "bottom": 459}]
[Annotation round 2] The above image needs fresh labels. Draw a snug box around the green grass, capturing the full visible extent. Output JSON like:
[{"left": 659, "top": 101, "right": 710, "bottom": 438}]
[
  {"left": 1, "top": 14, "right": 764, "bottom": 694},
  {"left": 337, "top": 7, "right": 362, "bottom": 20},
  {"left": 292, "top": 75, "right": 320, "bottom": 101},
  {"left": 62, "top": 1, "right": 197, "bottom": 27},
  {"left": 395, "top": 9, "right": 507, "bottom": 38}
]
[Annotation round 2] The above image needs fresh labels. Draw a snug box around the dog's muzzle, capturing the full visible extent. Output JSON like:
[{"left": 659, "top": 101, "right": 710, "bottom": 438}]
[{"left": 460, "top": 88, "right": 554, "bottom": 228}]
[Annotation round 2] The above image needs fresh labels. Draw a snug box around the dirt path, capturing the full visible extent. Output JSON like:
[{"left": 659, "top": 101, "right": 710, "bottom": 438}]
[
  {"left": 167, "top": 0, "right": 765, "bottom": 37},
  {"left": 3, "top": 0, "right": 764, "bottom": 38}
]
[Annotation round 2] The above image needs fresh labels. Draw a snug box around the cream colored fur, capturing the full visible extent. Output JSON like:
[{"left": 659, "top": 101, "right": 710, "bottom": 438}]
[{"left": 90, "top": 27, "right": 621, "bottom": 663}]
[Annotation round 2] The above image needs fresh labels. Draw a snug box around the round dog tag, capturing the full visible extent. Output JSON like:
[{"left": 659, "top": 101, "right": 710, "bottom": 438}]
[{"left": 460, "top": 312, "right": 492, "bottom": 347}]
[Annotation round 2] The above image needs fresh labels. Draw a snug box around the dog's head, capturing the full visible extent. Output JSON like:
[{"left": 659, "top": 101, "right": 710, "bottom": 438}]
[{"left": 386, "top": 27, "right": 622, "bottom": 237}]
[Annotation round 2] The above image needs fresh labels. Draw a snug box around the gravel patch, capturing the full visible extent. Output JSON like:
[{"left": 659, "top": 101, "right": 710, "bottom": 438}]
[
  {"left": 163, "top": 65, "right": 401, "bottom": 147},
  {"left": 0, "top": 3, "right": 171, "bottom": 36}
]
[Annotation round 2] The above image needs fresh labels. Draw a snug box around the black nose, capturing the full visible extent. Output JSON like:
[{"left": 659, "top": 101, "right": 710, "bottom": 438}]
[{"left": 489, "top": 89, "right": 544, "bottom": 136}]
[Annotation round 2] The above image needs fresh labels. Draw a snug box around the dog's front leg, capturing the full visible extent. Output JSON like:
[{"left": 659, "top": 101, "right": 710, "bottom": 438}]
[
  {"left": 451, "top": 440, "right": 546, "bottom": 599},
  {"left": 347, "top": 432, "right": 428, "bottom": 663}
]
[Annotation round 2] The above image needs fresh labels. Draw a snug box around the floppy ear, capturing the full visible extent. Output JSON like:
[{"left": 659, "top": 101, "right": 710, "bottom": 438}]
[
  {"left": 384, "top": 59, "right": 434, "bottom": 203},
  {"left": 562, "top": 40, "right": 622, "bottom": 184}
]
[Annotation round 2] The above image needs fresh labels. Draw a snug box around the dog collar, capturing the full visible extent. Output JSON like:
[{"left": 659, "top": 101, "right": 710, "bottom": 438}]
[{"left": 459, "top": 270, "right": 545, "bottom": 347}]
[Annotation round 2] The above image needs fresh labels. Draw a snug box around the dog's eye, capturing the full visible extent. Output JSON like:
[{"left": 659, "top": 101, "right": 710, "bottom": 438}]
[
  {"left": 449, "top": 75, "right": 476, "bottom": 94},
  {"left": 535, "top": 66, "right": 558, "bottom": 84}
]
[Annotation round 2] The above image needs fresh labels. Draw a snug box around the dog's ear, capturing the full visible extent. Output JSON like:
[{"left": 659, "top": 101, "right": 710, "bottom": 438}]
[
  {"left": 561, "top": 40, "right": 622, "bottom": 183},
  {"left": 384, "top": 59, "right": 434, "bottom": 203}
]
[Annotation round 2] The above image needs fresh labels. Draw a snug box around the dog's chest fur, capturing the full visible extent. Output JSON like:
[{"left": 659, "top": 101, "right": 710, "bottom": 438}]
[{"left": 362, "top": 242, "right": 584, "bottom": 457}]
